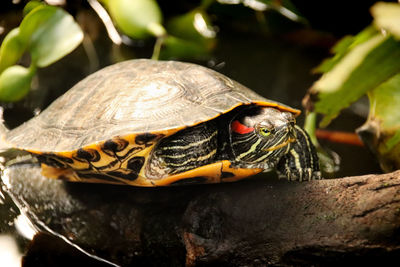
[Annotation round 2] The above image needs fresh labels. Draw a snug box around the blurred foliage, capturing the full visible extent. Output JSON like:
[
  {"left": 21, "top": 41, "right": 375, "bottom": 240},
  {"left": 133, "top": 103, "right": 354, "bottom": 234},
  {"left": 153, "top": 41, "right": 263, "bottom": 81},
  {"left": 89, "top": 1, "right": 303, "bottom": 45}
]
[
  {"left": 221, "top": 0, "right": 305, "bottom": 22},
  {"left": 361, "top": 74, "right": 400, "bottom": 172},
  {"left": 100, "top": 0, "right": 165, "bottom": 39},
  {"left": 372, "top": 2, "right": 400, "bottom": 39},
  {"left": 0, "top": 0, "right": 301, "bottom": 102},
  {"left": 164, "top": 8, "right": 216, "bottom": 59},
  {"left": 0, "top": 29, "right": 25, "bottom": 74},
  {"left": 305, "top": 2, "right": 400, "bottom": 172},
  {"left": 97, "top": 0, "right": 302, "bottom": 60},
  {"left": 0, "top": 65, "right": 35, "bottom": 102},
  {"left": 0, "top": 1, "right": 83, "bottom": 102}
]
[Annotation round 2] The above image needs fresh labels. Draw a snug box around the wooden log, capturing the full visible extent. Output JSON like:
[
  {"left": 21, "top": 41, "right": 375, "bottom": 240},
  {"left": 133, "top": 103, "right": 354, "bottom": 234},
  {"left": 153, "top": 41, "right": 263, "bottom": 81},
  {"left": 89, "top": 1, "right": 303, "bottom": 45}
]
[
  {"left": 181, "top": 171, "right": 400, "bottom": 266},
  {"left": 2, "top": 163, "right": 400, "bottom": 266}
]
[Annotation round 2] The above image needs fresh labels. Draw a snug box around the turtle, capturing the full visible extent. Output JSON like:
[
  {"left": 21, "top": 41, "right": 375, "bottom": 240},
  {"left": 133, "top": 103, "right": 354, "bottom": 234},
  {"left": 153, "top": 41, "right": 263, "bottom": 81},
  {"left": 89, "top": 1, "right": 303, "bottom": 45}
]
[{"left": 3, "top": 59, "right": 320, "bottom": 186}]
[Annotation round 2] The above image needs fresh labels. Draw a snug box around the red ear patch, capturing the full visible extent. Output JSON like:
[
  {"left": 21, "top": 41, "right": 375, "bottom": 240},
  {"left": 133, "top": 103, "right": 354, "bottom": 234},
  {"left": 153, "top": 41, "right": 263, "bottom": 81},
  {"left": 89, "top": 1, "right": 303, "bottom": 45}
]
[{"left": 231, "top": 120, "right": 254, "bottom": 134}]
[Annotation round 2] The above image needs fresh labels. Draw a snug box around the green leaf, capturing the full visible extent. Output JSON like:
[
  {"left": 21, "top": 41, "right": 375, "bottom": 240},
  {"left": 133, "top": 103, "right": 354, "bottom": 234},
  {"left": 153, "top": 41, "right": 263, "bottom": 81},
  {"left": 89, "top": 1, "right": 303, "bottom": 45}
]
[
  {"left": 0, "top": 28, "right": 27, "bottom": 73},
  {"left": 159, "top": 35, "right": 210, "bottom": 60},
  {"left": 310, "top": 35, "right": 400, "bottom": 127},
  {"left": 303, "top": 112, "right": 318, "bottom": 146},
  {"left": 368, "top": 74, "right": 400, "bottom": 132},
  {"left": 358, "top": 74, "right": 400, "bottom": 172},
  {"left": 314, "top": 26, "right": 378, "bottom": 74},
  {"left": 19, "top": 5, "right": 84, "bottom": 67},
  {"left": 371, "top": 2, "right": 400, "bottom": 40},
  {"left": 313, "top": 36, "right": 354, "bottom": 74},
  {"left": 0, "top": 4, "right": 83, "bottom": 102},
  {"left": 166, "top": 9, "right": 216, "bottom": 49},
  {"left": 30, "top": 10, "right": 84, "bottom": 67},
  {"left": 23, "top": 0, "right": 44, "bottom": 16},
  {"left": 19, "top": 5, "right": 57, "bottom": 43},
  {"left": 0, "top": 65, "right": 35, "bottom": 102},
  {"left": 104, "top": 0, "right": 165, "bottom": 39}
]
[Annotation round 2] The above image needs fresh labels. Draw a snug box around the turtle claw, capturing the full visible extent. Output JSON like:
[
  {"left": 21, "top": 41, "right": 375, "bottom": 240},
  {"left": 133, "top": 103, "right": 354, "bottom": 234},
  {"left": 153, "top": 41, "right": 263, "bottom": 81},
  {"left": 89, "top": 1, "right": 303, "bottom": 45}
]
[{"left": 277, "top": 167, "right": 320, "bottom": 182}]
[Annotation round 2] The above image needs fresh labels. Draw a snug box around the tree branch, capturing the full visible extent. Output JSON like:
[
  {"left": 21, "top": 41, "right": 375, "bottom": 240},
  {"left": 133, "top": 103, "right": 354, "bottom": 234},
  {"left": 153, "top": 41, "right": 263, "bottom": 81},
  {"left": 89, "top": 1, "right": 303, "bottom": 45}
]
[{"left": 3, "top": 164, "right": 400, "bottom": 266}]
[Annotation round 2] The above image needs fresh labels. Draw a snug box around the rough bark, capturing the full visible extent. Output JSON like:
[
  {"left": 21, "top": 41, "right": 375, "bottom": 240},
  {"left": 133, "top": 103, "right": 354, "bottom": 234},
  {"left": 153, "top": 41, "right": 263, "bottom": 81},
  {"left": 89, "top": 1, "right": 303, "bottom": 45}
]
[{"left": 2, "top": 163, "right": 400, "bottom": 266}]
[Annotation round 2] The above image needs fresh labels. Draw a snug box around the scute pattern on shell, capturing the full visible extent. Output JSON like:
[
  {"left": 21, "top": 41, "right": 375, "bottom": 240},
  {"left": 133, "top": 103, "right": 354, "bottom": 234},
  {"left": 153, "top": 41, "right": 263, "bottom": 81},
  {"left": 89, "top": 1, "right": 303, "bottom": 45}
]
[{"left": 5, "top": 59, "right": 294, "bottom": 152}]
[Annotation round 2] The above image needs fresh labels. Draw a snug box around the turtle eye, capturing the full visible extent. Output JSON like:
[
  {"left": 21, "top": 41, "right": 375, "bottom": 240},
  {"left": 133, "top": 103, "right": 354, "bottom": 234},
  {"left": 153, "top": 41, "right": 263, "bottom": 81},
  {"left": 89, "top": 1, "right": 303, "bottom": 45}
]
[{"left": 259, "top": 127, "right": 271, "bottom": 137}]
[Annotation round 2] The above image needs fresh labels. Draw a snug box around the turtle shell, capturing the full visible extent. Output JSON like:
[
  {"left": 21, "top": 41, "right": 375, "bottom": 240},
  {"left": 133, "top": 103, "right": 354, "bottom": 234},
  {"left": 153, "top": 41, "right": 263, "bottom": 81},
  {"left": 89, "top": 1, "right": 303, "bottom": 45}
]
[{"left": 5, "top": 59, "right": 299, "bottom": 153}]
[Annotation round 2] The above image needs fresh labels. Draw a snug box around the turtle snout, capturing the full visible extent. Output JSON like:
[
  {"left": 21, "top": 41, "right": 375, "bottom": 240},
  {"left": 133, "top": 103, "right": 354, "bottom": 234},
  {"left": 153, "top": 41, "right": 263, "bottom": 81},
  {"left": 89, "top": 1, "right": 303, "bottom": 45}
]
[
  {"left": 277, "top": 122, "right": 296, "bottom": 142},
  {"left": 274, "top": 123, "right": 295, "bottom": 139}
]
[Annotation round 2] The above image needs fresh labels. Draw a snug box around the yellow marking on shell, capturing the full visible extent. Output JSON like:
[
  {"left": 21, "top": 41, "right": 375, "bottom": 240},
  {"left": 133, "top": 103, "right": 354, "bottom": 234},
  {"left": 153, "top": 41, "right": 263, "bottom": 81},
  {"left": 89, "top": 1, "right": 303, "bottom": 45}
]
[
  {"left": 39, "top": 157, "right": 264, "bottom": 187},
  {"left": 28, "top": 130, "right": 176, "bottom": 176},
  {"left": 252, "top": 101, "right": 300, "bottom": 116},
  {"left": 218, "top": 101, "right": 300, "bottom": 119},
  {"left": 194, "top": 102, "right": 300, "bottom": 130},
  {"left": 41, "top": 164, "right": 80, "bottom": 181},
  {"left": 120, "top": 146, "right": 154, "bottom": 170},
  {"left": 91, "top": 153, "right": 117, "bottom": 170},
  {"left": 221, "top": 160, "right": 263, "bottom": 182},
  {"left": 41, "top": 164, "right": 127, "bottom": 184},
  {"left": 148, "top": 160, "right": 263, "bottom": 186},
  {"left": 152, "top": 164, "right": 223, "bottom": 186},
  {"left": 24, "top": 149, "right": 43, "bottom": 155},
  {"left": 68, "top": 160, "right": 90, "bottom": 170}
]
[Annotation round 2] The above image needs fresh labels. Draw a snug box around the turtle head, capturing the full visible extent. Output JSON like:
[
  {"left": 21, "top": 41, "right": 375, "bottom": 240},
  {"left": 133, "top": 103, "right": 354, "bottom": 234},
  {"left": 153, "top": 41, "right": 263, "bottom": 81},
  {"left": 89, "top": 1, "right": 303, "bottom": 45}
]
[{"left": 229, "top": 106, "right": 296, "bottom": 167}]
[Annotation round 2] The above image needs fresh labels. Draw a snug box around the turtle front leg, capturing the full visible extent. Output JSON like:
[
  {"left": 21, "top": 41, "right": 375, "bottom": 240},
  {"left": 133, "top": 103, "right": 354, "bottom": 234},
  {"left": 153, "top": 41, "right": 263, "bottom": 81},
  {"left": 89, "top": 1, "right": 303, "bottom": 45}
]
[{"left": 277, "top": 125, "right": 321, "bottom": 181}]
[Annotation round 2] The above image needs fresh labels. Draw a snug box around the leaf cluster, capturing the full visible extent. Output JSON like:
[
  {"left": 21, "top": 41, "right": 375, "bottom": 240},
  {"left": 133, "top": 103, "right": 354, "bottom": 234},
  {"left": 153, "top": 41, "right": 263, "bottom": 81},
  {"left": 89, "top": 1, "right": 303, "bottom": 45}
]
[
  {"left": 305, "top": 2, "right": 400, "bottom": 172},
  {"left": 0, "top": 1, "right": 83, "bottom": 101}
]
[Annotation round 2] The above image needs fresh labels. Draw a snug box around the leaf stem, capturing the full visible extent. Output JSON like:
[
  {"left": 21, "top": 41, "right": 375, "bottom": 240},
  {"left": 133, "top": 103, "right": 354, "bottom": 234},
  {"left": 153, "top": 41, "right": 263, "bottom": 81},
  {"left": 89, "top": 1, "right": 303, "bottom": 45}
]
[
  {"left": 303, "top": 111, "right": 319, "bottom": 146},
  {"left": 28, "top": 62, "right": 37, "bottom": 77},
  {"left": 151, "top": 36, "right": 164, "bottom": 60}
]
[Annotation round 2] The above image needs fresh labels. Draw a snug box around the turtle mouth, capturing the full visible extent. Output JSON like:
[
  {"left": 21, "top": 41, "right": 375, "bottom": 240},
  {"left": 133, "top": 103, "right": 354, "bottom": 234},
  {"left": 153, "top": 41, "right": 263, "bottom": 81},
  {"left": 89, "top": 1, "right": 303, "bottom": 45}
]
[{"left": 263, "top": 137, "right": 296, "bottom": 152}]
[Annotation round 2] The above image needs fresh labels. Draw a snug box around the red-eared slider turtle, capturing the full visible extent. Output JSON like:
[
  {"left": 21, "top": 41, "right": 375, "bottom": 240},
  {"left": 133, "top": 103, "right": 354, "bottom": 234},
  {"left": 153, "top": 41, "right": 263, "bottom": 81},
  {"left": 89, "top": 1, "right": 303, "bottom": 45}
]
[{"left": 3, "top": 59, "right": 320, "bottom": 186}]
